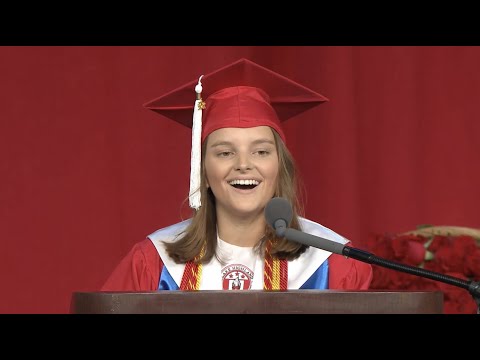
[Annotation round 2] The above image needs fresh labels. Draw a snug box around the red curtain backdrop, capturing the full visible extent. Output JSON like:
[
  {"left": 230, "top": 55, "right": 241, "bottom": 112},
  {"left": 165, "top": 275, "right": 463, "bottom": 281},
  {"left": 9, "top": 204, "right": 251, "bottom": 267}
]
[{"left": 1, "top": 46, "right": 479, "bottom": 313}]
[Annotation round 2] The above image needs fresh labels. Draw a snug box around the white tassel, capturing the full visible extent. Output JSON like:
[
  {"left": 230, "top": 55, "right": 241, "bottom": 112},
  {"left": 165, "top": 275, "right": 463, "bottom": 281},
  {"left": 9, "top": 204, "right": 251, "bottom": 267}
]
[{"left": 189, "top": 75, "right": 204, "bottom": 210}]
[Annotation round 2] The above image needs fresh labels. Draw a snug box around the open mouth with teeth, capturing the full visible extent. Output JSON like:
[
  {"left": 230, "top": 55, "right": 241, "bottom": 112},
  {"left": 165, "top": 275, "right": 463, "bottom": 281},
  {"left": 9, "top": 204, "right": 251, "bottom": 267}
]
[{"left": 229, "top": 179, "right": 260, "bottom": 190}]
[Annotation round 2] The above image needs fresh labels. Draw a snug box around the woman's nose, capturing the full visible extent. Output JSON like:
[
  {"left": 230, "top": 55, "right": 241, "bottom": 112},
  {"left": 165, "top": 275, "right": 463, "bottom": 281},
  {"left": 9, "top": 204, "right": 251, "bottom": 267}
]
[{"left": 234, "top": 154, "right": 253, "bottom": 171}]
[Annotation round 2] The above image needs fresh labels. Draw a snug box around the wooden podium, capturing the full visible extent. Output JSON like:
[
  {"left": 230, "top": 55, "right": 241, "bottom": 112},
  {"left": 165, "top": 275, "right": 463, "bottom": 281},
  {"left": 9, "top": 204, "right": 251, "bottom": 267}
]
[{"left": 70, "top": 290, "right": 443, "bottom": 314}]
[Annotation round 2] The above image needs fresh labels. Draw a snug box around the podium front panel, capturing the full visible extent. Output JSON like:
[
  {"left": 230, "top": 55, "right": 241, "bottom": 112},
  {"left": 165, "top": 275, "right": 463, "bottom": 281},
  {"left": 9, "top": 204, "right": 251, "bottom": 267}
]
[{"left": 71, "top": 290, "right": 443, "bottom": 314}]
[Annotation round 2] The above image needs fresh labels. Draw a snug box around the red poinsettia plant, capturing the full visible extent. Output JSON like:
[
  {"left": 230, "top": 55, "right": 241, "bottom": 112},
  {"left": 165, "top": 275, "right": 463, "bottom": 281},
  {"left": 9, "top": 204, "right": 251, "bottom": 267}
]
[{"left": 364, "top": 228, "right": 480, "bottom": 314}]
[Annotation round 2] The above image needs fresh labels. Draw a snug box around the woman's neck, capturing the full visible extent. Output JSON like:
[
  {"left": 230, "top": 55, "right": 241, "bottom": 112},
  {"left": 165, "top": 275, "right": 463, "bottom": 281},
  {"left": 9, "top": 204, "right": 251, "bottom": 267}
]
[{"left": 216, "top": 211, "right": 265, "bottom": 247}]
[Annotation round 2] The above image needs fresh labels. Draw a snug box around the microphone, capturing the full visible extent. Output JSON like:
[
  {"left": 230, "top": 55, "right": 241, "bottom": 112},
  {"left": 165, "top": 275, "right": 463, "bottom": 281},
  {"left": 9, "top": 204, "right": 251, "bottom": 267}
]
[
  {"left": 264, "top": 197, "right": 480, "bottom": 312},
  {"left": 265, "top": 197, "right": 345, "bottom": 255},
  {"left": 264, "top": 197, "right": 292, "bottom": 237}
]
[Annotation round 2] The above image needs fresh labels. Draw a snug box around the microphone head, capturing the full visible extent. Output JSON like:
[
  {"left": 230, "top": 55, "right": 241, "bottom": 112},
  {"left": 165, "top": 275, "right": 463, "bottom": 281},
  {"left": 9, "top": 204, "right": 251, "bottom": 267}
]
[{"left": 264, "top": 197, "right": 293, "bottom": 229}]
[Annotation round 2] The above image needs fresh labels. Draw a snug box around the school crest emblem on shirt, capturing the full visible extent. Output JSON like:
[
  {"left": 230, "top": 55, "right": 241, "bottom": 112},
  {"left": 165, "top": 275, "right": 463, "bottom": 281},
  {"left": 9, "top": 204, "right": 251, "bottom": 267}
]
[{"left": 221, "top": 264, "right": 254, "bottom": 290}]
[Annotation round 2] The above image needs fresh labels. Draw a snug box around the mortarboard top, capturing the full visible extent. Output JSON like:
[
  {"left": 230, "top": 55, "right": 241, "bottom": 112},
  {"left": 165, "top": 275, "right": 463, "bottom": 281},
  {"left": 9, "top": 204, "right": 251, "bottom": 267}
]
[
  {"left": 143, "top": 58, "right": 328, "bottom": 210},
  {"left": 143, "top": 58, "right": 328, "bottom": 143}
]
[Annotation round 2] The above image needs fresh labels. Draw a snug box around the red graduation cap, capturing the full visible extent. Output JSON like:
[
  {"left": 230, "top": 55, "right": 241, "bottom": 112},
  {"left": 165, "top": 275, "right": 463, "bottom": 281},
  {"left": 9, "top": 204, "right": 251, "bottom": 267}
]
[{"left": 143, "top": 58, "right": 328, "bottom": 210}]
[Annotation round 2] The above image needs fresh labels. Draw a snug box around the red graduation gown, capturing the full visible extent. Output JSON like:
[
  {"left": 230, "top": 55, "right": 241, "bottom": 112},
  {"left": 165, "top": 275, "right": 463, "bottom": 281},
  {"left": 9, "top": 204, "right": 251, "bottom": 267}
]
[{"left": 101, "top": 238, "right": 373, "bottom": 291}]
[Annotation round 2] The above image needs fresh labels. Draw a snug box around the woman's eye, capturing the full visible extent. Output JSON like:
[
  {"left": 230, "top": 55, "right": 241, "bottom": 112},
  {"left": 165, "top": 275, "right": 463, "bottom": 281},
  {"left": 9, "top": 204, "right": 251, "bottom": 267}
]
[
  {"left": 255, "top": 150, "right": 270, "bottom": 156},
  {"left": 218, "top": 151, "right": 233, "bottom": 157}
]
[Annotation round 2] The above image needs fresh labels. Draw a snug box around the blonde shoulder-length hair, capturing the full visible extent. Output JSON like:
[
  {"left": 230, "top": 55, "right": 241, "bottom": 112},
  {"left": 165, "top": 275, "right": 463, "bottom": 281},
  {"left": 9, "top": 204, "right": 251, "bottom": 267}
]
[{"left": 164, "top": 128, "right": 308, "bottom": 264}]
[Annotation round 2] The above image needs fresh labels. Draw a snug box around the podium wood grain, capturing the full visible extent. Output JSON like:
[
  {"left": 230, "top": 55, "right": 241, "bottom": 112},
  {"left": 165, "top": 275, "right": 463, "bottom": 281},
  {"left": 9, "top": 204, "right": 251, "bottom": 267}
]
[{"left": 71, "top": 290, "right": 443, "bottom": 314}]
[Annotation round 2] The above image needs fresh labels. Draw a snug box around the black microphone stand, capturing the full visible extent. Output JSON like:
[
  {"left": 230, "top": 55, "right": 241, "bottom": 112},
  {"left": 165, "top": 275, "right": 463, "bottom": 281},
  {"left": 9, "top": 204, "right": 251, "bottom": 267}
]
[{"left": 343, "top": 246, "right": 480, "bottom": 314}]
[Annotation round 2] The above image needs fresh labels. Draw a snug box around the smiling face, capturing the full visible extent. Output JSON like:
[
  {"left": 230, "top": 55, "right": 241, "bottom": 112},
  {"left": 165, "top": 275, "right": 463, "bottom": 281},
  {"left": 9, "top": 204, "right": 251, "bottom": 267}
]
[{"left": 204, "top": 126, "right": 279, "bottom": 219}]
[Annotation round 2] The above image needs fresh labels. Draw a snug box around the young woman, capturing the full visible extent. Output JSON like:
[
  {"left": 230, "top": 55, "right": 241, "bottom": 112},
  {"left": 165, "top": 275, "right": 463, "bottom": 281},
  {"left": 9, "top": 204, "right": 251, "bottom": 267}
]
[{"left": 101, "top": 58, "right": 372, "bottom": 292}]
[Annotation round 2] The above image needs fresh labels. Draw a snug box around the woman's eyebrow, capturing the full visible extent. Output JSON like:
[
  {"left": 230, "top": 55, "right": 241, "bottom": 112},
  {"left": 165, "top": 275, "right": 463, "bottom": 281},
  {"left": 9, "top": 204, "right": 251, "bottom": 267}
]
[{"left": 210, "top": 138, "right": 275, "bottom": 148}]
